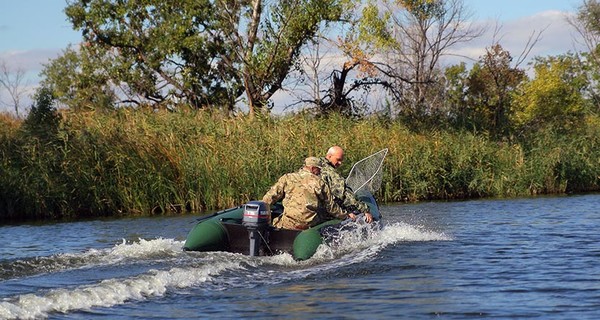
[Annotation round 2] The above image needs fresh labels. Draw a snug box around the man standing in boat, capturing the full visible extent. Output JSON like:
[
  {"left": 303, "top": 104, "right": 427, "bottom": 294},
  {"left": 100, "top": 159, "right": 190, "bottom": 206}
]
[
  {"left": 262, "top": 157, "right": 349, "bottom": 230},
  {"left": 319, "top": 146, "right": 374, "bottom": 223}
]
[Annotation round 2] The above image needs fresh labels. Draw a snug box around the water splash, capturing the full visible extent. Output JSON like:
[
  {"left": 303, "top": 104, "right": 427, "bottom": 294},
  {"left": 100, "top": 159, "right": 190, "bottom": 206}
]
[
  {"left": 0, "top": 222, "right": 451, "bottom": 319},
  {"left": 0, "top": 260, "right": 243, "bottom": 320},
  {"left": 261, "top": 220, "right": 453, "bottom": 284},
  {"left": 315, "top": 220, "right": 452, "bottom": 259},
  {"left": 0, "top": 238, "right": 184, "bottom": 281}
]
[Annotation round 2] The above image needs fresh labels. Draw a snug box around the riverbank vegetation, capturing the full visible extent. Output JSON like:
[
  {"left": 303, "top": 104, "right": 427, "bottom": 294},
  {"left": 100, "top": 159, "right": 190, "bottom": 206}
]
[
  {"left": 1, "top": 109, "right": 600, "bottom": 222},
  {"left": 1, "top": 0, "right": 600, "bottom": 222}
]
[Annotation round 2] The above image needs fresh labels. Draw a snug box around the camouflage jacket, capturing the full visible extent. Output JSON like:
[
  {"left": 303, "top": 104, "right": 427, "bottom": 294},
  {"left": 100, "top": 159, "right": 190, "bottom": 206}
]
[
  {"left": 318, "top": 157, "right": 369, "bottom": 213},
  {"left": 262, "top": 168, "right": 346, "bottom": 230}
]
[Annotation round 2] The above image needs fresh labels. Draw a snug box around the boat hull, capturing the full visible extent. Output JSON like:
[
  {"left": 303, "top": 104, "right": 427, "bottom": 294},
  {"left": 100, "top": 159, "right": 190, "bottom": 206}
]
[{"left": 183, "top": 191, "right": 380, "bottom": 260}]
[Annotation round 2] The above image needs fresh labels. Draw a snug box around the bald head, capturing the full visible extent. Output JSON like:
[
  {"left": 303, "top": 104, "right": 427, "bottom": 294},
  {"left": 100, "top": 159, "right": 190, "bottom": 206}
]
[{"left": 326, "top": 145, "right": 344, "bottom": 168}]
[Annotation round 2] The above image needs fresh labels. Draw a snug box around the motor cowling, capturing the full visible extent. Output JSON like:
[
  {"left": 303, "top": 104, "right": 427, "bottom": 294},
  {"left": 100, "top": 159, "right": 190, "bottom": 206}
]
[
  {"left": 242, "top": 201, "right": 271, "bottom": 256},
  {"left": 242, "top": 201, "right": 271, "bottom": 230}
]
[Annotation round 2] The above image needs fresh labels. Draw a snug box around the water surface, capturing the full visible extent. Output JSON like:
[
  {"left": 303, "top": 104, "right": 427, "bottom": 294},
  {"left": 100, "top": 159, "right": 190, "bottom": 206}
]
[{"left": 1, "top": 194, "right": 600, "bottom": 319}]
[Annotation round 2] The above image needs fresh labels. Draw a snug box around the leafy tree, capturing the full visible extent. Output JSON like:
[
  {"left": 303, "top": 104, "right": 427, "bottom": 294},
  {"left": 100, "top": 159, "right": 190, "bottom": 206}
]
[
  {"left": 23, "top": 87, "right": 61, "bottom": 140},
  {"left": 316, "top": 46, "right": 381, "bottom": 116},
  {"left": 578, "top": 0, "right": 600, "bottom": 33},
  {"left": 512, "top": 54, "right": 587, "bottom": 134},
  {"left": 293, "top": 3, "right": 398, "bottom": 116},
  {"left": 231, "top": 0, "right": 347, "bottom": 116},
  {"left": 63, "top": 0, "right": 238, "bottom": 111},
  {"left": 295, "top": 0, "right": 482, "bottom": 119},
  {"left": 53, "top": 0, "right": 345, "bottom": 115},
  {"left": 569, "top": 0, "right": 600, "bottom": 62},
  {"left": 39, "top": 46, "right": 117, "bottom": 111},
  {"left": 443, "top": 62, "right": 470, "bottom": 127},
  {"left": 465, "top": 44, "right": 525, "bottom": 136}
]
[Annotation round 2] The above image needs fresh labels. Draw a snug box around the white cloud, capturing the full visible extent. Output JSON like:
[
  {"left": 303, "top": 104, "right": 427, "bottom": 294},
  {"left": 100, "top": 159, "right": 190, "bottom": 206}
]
[
  {"left": 0, "top": 49, "right": 64, "bottom": 76},
  {"left": 445, "top": 10, "right": 585, "bottom": 68},
  {"left": 494, "top": 11, "right": 583, "bottom": 57}
]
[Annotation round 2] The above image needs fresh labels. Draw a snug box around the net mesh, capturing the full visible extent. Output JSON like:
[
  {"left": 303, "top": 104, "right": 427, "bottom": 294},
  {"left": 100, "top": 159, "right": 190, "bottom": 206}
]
[{"left": 345, "top": 148, "right": 388, "bottom": 194}]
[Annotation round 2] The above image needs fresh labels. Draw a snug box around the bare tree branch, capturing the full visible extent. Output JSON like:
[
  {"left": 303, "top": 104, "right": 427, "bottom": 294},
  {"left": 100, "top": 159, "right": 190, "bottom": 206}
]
[{"left": 0, "top": 60, "right": 30, "bottom": 117}]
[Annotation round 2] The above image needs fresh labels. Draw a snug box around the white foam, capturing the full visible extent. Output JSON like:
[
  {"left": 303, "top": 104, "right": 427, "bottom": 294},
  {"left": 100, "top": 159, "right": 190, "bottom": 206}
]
[
  {"left": 0, "top": 260, "right": 242, "bottom": 319},
  {"left": 0, "top": 225, "right": 452, "bottom": 319},
  {"left": 1, "top": 238, "right": 186, "bottom": 281},
  {"left": 259, "top": 221, "right": 453, "bottom": 282},
  {"left": 105, "top": 238, "right": 184, "bottom": 260},
  {"left": 376, "top": 221, "right": 453, "bottom": 242},
  {"left": 309, "top": 221, "right": 452, "bottom": 264}
]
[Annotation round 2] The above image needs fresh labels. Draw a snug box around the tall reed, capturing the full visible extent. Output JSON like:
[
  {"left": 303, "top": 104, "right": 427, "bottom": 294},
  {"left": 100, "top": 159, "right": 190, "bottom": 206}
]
[{"left": 1, "top": 110, "right": 599, "bottom": 222}]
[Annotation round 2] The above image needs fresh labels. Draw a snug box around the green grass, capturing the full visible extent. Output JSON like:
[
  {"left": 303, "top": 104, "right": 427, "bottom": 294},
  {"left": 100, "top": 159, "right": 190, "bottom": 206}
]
[{"left": 1, "top": 109, "right": 599, "bottom": 222}]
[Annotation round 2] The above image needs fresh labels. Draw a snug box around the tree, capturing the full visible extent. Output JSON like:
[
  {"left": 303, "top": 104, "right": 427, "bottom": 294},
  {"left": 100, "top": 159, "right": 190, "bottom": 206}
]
[
  {"left": 56, "top": 0, "right": 345, "bottom": 115},
  {"left": 293, "top": 0, "right": 482, "bottom": 119},
  {"left": 298, "top": 32, "right": 394, "bottom": 116},
  {"left": 63, "top": 0, "right": 238, "bottom": 111},
  {"left": 442, "top": 62, "right": 470, "bottom": 127},
  {"left": 212, "top": 0, "right": 347, "bottom": 116},
  {"left": 23, "top": 87, "right": 61, "bottom": 140},
  {"left": 39, "top": 46, "right": 117, "bottom": 111},
  {"left": 568, "top": 0, "right": 600, "bottom": 111},
  {"left": 0, "top": 60, "right": 29, "bottom": 117},
  {"left": 569, "top": 0, "right": 600, "bottom": 64},
  {"left": 512, "top": 54, "right": 587, "bottom": 133},
  {"left": 465, "top": 44, "right": 526, "bottom": 136},
  {"left": 374, "top": 0, "right": 484, "bottom": 118},
  {"left": 291, "top": 3, "right": 398, "bottom": 116}
]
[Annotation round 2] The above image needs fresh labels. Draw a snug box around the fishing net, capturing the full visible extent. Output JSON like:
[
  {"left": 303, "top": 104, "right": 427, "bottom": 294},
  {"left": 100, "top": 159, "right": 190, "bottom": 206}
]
[{"left": 345, "top": 148, "right": 388, "bottom": 195}]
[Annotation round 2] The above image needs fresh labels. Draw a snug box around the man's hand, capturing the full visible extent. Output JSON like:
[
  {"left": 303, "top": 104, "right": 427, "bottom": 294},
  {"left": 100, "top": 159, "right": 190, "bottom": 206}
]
[
  {"left": 347, "top": 212, "right": 358, "bottom": 221},
  {"left": 364, "top": 212, "right": 373, "bottom": 223},
  {"left": 348, "top": 212, "right": 373, "bottom": 223}
]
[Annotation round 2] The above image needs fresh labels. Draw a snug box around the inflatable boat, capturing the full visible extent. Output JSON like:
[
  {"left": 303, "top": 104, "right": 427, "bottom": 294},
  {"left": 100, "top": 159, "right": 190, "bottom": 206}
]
[
  {"left": 183, "top": 148, "right": 388, "bottom": 260},
  {"left": 183, "top": 190, "right": 381, "bottom": 260}
]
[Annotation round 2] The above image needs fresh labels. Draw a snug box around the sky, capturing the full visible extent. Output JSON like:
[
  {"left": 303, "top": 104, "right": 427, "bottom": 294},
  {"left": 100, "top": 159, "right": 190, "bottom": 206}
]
[
  {"left": 0, "top": 0, "right": 587, "bottom": 112},
  {"left": 457, "top": 0, "right": 584, "bottom": 62}
]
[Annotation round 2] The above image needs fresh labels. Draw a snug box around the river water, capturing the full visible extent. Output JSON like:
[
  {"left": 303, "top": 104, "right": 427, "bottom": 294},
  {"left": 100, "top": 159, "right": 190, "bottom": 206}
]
[{"left": 1, "top": 194, "right": 600, "bottom": 319}]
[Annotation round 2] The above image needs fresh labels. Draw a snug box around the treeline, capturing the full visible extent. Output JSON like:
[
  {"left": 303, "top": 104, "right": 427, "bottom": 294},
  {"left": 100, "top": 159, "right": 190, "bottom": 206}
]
[
  {"left": 1, "top": 0, "right": 600, "bottom": 222},
  {"left": 24, "top": 0, "right": 598, "bottom": 129},
  {"left": 1, "top": 106, "right": 599, "bottom": 222}
]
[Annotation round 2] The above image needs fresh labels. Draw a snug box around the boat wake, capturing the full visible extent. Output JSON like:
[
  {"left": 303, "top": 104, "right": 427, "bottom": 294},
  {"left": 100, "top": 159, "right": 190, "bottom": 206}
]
[
  {"left": 0, "top": 222, "right": 450, "bottom": 319},
  {"left": 0, "top": 238, "right": 183, "bottom": 281}
]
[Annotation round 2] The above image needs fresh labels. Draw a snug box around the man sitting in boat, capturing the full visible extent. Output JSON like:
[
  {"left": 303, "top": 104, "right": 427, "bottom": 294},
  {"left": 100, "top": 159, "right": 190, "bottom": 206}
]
[
  {"left": 262, "top": 157, "right": 349, "bottom": 230},
  {"left": 319, "top": 146, "right": 374, "bottom": 223}
]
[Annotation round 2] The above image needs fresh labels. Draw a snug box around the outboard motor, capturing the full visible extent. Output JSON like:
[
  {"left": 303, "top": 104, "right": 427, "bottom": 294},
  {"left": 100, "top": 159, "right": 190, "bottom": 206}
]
[{"left": 242, "top": 201, "right": 271, "bottom": 256}]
